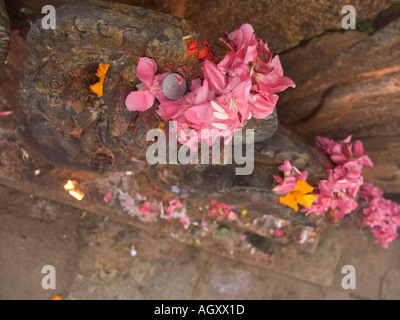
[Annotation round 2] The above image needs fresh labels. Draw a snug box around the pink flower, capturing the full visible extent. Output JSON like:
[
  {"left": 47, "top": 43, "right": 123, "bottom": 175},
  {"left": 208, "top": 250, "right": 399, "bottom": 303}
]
[
  {"left": 184, "top": 79, "right": 252, "bottom": 140},
  {"left": 138, "top": 201, "right": 151, "bottom": 215},
  {"left": 208, "top": 200, "right": 231, "bottom": 220},
  {"left": 360, "top": 182, "right": 400, "bottom": 248},
  {"left": 202, "top": 60, "right": 226, "bottom": 95},
  {"left": 303, "top": 168, "right": 359, "bottom": 219},
  {"left": 103, "top": 192, "right": 112, "bottom": 203},
  {"left": 157, "top": 78, "right": 210, "bottom": 122},
  {"left": 248, "top": 91, "right": 278, "bottom": 119},
  {"left": 166, "top": 198, "right": 184, "bottom": 218},
  {"left": 0, "top": 110, "right": 13, "bottom": 116},
  {"left": 252, "top": 55, "right": 296, "bottom": 94},
  {"left": 125, "top": 25, "right": 295, "bottom": 151},
  {"left": 228, "top": 211, "right": 238, "bottom": 221},
  {"left": 272, "top": 160, "right": 308, "bottom": 194},
  {"left": 303, "top": 136, "right": 375, "bottom": 219},
  {"left": 315, "top": 135, "right": 374, "bottom": 168},
  {"left": 218, "top": 23, "right": 258, "bottom": 72},
  {"left": 164, "top": 198, "right": 190, "bottom": 229},
  {"left": 125, "top": 57, "right": 168, "bottom": 112}
]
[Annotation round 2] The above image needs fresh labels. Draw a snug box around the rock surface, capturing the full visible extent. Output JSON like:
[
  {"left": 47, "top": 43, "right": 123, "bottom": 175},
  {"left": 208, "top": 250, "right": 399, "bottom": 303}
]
[
  {"left": 183, "top": 0, "right": 397, "bottom": 53},
  {"left": 277, "top": 14, "right": 400, "bottom": 193}
]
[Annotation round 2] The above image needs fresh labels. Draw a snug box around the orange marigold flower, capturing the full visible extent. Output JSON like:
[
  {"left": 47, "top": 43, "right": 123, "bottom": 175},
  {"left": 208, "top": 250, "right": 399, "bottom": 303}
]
[
  {"left": 90, "top": 63, "right": 109, "bottom": 97},
  {"left": 279, "top": 180, "right": 317, "bottom": 212}
]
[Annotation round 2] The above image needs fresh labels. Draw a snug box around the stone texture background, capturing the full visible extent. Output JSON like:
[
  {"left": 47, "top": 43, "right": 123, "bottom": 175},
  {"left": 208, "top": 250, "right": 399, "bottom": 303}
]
[{"left": 7, "top": 0, "right": 400, "bottom": 193}]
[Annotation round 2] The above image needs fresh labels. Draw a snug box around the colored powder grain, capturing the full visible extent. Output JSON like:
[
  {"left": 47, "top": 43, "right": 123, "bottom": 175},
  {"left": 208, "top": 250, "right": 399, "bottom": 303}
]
[
  {"left": 187, "top": 39, "right": 198, "bottom": 56},
  {"left": 198, "top": 41, "right": 212, "bottom": 60}
]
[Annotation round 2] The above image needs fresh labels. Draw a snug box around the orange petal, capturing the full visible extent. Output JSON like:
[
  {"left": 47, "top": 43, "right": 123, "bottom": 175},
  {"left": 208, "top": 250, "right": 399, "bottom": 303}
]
[
  {"left": 280, "top": 192, "right": 299, "bottom": 211},
  {"left": 90, "top": 80, "right": 104, "bottom": 98},
  {"left": 294, "top": 192, "right": 317, "bottom": 208},
  {"left": 293, "top": 180, "right": 314, "bottom": 194},
  {"left": 90, "top": 63, "right": 109, "bottom": 98},
  {"left": 96, "top": 63, "right": 109, "bottom": 79}
]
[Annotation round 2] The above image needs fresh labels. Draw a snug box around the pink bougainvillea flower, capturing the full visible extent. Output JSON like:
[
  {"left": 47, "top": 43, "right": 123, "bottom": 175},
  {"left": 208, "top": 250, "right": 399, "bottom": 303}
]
[
  {"left": 138, "top": 201, "right": 151, "bottom": 215},
  {"left": 166, "top": 198, "right": 184, "bottom": 218},
  {"left": 228, "top": 211, "right": 238, "bottom": 221},
  {"left": 157, "top": 78, "right": 210, "bottom": 122},
  {"left": 302, "top": 136, "right": 375, "bottom": 219},
  {"left": 0, "top": 110, "right": 13, "bottom": 116},
  {"left": 272, "top": 160, "right": 308, "bottom": 194},
  {"left": 309, "top": 174, "right": 359, "bottom": 219},
  {"left": 125, "top": 24, "right": 295, "bottom": 150},
  {"left": 360, "top": 182, "right": 400, "bottom": 248},
  {"left": 202, "top": 60, "right": 226, "bottom": 95},
  {"left": 103, "top": 192, "right": 112, "bottom": 203},
  {"left": 208, "top": 200, "right": 231, "bottom": 220},
  {"left": 247, "top": 91, "right": 278, "bottom": 119},
  {"left": 184, "top": 79, "right": 252, "bottom": 140},
  {"left": 316, "top": 135, "right": 374, "bottom": 168},
  {"left": 125, "top": 57, "right": 168, "bottom": 112},
  {"left": 218, "top": 23, "right": 258, "bottom": 70},
  {"left": 252, "top": 56, "right": 296, "bottom": 94},
  {"left": 164, "top": 198, "right": 190, "bottom": 229}
]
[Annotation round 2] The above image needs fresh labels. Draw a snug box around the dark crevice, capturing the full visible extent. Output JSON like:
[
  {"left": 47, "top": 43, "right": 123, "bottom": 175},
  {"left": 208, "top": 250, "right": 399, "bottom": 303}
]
[
  {"left": 295, "top": 84, "right": 338, "bottom": 124},
  {"left": 278, "top": 3, "right": 400, "bottom": 56},
  {"left": 371, "top": 3, "right": 400, "bottom": 34}
]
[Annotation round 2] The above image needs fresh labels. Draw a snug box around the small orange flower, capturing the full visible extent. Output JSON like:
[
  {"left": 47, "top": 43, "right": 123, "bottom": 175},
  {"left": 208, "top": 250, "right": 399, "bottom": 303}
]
[
  {"left": 279, "top": 180, "right": 317, "bottom": 212},
  {"left": 90, "top": 63, "right": 109, "bottom": 97}
]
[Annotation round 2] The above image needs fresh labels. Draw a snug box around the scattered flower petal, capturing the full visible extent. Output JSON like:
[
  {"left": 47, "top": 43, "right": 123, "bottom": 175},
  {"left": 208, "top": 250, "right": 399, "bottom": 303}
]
[
  {"left": 90, "top": 63, "right": 109, "bottom": 97},
  {"left": 130, "top": 245, "right": 137, "bottom": 257},
  {"left": 103, "top": 192, "right": 112, "bottom": 203}
]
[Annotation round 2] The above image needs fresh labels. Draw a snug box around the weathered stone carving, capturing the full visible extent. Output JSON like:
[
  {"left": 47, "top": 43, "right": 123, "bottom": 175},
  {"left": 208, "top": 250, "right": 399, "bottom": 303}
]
[{"left": 20, "top": 1, "right": 329, "bottom": 225}]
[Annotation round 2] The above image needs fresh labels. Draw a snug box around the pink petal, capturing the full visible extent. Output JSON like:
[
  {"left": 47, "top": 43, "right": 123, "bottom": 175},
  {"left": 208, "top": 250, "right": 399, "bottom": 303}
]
[
  {"left": 271, "top": 55, "right": 284, "bottom": 76},
  {"left": 315, "top": 136, "right": 333, "bottom": 152},
  {"left": 248, "top": 92, "right": 277, "bottom": 119},
  {"left": 362, "top": 155, "right": 374, "bottom": 168},
  {"left": 202, "top": 60, "right": 226, "bottom": 95},
  {"left": 272, "top": 176, "right": 296, "bottom": 194},
  {"left": 194, "top": 78, "right": 210, "bottom": 104},
  {"left": 343, "top": 135, "right": 352, "bottom": 144},
  {"left": 103, "top": 192, "right": 112, "bottom": 203},
  {"left": 243, "top": 44, "right": 257, "bottom": 65},
  {"left": 139, "top": 201, "right": 151, "bottom": 215},
  {"left": 184, "top": 103, "right": 212, "bottom": 125},
  {"left": 217, "top": 50, "right": 235, "bottom": 72},
  {"left": 0, "top": 110, "right": 13, "bottom": 116},
  {"left": 278, "top": 160, "right": 293, "bottom": 175},
  {"left": 228, "top": 211, "right": 237, "bottom": 221},
  {"left": 190, "top": 78, "right": 202, "bottom": 92},
  {"left": 125, "top": 90, "right": 155, "bottom": 112},
  {"left": 136, "top": 57, "right": 157, "bottom": 87},
  {"left": 224, "top": 76, "right": 241, "bottom": 93},
  {"left": 157, "top": 100, "right": 185, "bottom": 121},
  {"left": 354, "top": 140, "right": 364, "bottom": 158},
  {"left": 253, "top": 72, "right": 296, "bottom": 94},
  {"left": 330, "top": 153, "right": 348, "bottom": 165}
]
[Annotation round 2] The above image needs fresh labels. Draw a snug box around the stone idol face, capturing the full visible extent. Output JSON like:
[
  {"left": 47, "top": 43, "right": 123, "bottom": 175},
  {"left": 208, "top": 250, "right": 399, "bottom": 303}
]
[
  {"left": 20, "top": 1, "right": 280, "bottom": 173},
  {"left": 19, "top": 1, "right": 328, "bottom": 223},
  {"left": 21, "top": 1, "right": 209, "bottom": 172}
]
